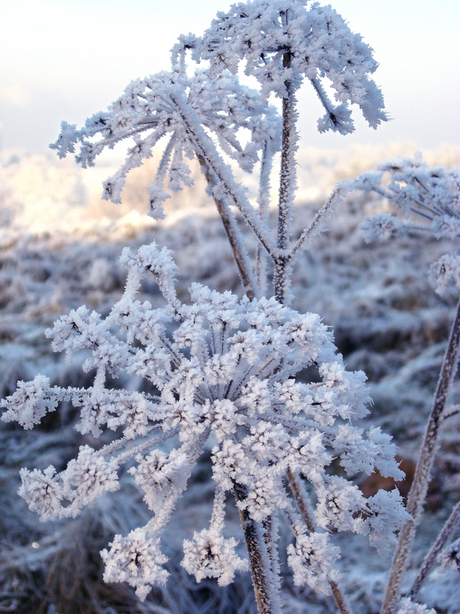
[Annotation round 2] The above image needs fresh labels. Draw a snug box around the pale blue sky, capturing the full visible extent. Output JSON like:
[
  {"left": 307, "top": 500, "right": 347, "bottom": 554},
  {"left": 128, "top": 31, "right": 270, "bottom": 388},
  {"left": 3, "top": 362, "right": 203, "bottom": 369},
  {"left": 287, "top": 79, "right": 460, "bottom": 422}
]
[{"left": 1, "top": 0, "right": 459, "bottom": 153}]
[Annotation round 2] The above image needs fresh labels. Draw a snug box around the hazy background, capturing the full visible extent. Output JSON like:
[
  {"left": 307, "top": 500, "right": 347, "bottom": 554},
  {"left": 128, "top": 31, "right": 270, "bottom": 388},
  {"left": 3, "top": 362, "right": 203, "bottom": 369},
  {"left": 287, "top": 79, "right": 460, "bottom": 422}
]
[{"left": 1, "top": 0, "right": 459, "bottom": 155}]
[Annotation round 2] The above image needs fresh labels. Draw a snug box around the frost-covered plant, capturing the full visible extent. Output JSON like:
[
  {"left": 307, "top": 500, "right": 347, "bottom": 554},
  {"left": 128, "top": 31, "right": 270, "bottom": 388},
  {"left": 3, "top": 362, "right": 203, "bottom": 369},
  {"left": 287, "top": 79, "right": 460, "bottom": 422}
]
[
  {"left": 1, "top": 2, "right": 431, "bottom": 613},
  {"left": 2, "top": 241, "right": 407, "bottom": 610},
  {"left": 355, "top": 156, "right": 460, "bottom": 614}
]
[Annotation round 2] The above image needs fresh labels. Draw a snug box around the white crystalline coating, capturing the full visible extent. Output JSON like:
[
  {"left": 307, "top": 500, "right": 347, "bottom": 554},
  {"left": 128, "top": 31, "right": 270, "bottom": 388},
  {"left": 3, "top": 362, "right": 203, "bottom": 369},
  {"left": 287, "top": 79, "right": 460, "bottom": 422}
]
[
  {"left": 101, "top": 527, "right": 169, "bottom": 600},
  {"left": 184, "top": 0, "right": 387, "bottom": 127},
  {"left": 287, "top": 531, "right": 341, "bottom": 594},
  {"left": 182, "top": 527, "right": 248, "bottom": 586},
  {"left": 129, "top": 449, "right": 190, "bottom": 512},
  {"left": 397, "top": 598, "right": 437, "bottom": 614},
  {"left": 2, "top": 239, "right": 408, "bottom": 597},
  {"left": 0, "top": 375, "right": 58, "bottom": 429},
  {"left": 431, "top": 253, "right": 460, "bottom": 295},
  {"left": 438, "top": 538, "right": 460, "bottom": 573},
  {"left": 18, "top": 466, "right": 65, "bottom": 522},
  {"left": 18, "top": 446, "right": 120, "bottom": 521},
  {"left": 356, "top": 156, "right": 460, "bottom": 295}
]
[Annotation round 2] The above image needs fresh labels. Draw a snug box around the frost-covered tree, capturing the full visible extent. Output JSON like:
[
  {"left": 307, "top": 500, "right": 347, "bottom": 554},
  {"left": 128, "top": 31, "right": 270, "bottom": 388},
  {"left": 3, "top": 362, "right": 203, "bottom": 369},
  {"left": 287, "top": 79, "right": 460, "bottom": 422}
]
[{"left": 2, "top": 2, "right": 449, "bottom": 614}]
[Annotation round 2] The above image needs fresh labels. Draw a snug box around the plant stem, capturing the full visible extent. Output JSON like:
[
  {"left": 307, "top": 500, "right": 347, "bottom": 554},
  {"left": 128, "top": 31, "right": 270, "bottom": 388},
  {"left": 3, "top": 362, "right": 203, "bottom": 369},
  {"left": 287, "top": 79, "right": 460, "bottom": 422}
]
[
  {"left": 256, "top": 140, "right": 273, "bottom": 296},
  {"left": 381, "top": 297, "right": 460, "bottom": 614},
  {"left": 286, "top": 468, "right": 354, "bottom": 614},
  {"left": 195, "top": 153, "right": 259, "bottom": 300},
  {"left": 276, "top": 54, "right": 296, "bottom": 253},
  {"left": 234, "top": 482, "right": 280, "bottom": 614},
  {"left": 274, "top": 50, "right": 298, "bottom": 305},
  {"left": 409, "top": 499, "right": 460, "bottom": 598},
  {"left": 170, "top": 90, "right": 277, "bottom": 260}
]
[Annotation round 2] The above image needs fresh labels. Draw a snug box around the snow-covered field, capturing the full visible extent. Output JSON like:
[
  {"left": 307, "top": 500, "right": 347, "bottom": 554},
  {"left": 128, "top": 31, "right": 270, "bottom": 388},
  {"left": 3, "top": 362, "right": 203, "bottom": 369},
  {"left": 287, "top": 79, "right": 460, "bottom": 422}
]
[{"left": 1, "top": 143, "right": 460, "bottom": 613}]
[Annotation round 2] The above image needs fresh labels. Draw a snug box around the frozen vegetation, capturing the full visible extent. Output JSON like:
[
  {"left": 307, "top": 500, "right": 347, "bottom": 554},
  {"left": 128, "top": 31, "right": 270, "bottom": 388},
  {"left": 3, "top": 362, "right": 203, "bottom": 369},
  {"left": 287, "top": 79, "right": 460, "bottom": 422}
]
[{"left": 1, "top": 1, "right": 460, "bottom": 613}]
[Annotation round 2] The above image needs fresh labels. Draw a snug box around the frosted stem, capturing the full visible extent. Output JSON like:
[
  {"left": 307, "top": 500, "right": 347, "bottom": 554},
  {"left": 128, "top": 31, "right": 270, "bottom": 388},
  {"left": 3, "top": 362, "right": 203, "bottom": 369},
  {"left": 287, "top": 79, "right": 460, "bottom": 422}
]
[
  {"left": 290, "top": 184, "right": 349, "bottom": 260},
  {"left": 381, "top": 297, "right": 460, "bottom": 614},
  {"left": 262, "top": 514, "right": 281, "bottom": 595},
  {"left": 196, "top": 152, "right": 259, "bottom": 300},
  {"left": 276, "top": 56, "right": 297, "bottom": 253},
  {"left": 169, "top": 90, "right": 278, "bottom": 260},
  {"left": 409, "top": 499, "right": 460, "bottom": 598},
  {"left": 286, "top": 468, "right": 354, "bottom": 614},
  {"left": 234, "top": 482, "right": 281, "bottom": 614},
  {"left": 274, "top": 50, "right": 298, "bottom": 305},
  {"left": 256, "top": 140, "right": 273, "bottom": 296}
]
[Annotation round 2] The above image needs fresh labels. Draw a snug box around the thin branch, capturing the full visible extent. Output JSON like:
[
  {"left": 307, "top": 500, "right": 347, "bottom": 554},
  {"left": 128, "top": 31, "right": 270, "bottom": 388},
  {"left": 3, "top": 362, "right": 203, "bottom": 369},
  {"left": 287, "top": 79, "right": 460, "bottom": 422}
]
[
  {"left": 169, "top": 90, "right": 278, "bottom": 260},
  {"left": 196, "top": 152, "right": 259, "bottom": 300},
  {"left": 233, "top": 482, "right": 281, "bottom": 614},
  {"left": 286, "top": 468, "right": 354, "bottom": 614},
  {"left": 290, "top": 183, "right": 350, "bottom": 262},
  {"left": 409, "top": 499, "right": 460, "bottom": 598},
  {"left": 256, "top": 140, "right": 274, "bottom": 295},
  {"left": 381, "top": 296, "right": 460, "bottom": 614}
]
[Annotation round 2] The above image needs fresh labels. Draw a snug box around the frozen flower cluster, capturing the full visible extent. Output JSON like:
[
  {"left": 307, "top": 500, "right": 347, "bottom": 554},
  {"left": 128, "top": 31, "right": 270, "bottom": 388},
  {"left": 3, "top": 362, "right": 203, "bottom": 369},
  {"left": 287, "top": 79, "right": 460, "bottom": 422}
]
[
  {"left": 177, "top": 0, "right": 387, "bottom": 132},
  {"left": 356, "top": 155, "right": 460, "bottom": 295},
  {"left": 2, "top": 241, "right": 407, "bottom": 599},
  {"left": 50, "top": 69, "right": 280, "bottom": 221}
]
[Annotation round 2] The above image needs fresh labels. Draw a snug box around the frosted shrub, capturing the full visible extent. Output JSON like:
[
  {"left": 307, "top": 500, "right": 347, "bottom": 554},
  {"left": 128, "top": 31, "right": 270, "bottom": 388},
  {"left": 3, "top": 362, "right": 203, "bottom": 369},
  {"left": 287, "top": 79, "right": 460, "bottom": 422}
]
[{"left": 2, "top": 2, "right": 459, "bottom": 613}]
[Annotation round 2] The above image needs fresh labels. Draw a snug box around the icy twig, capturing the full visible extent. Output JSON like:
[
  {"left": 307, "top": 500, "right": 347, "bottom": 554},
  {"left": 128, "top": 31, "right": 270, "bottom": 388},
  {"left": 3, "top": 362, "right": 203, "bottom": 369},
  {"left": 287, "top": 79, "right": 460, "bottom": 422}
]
[
  {"left": 286, "top": 468, "right": 354, "bottom": 614},
  {"left": 233, "top": 482, "right": 281, "bottom": 614},
  {"left": 381, "top": 297, "right": 460, "bottom": 614},
  {"left": 195, "top": 152, "right": 259, "bottom": 300},
  {"left": 409, "top": 500, "right": 460, "bottom": 598}
]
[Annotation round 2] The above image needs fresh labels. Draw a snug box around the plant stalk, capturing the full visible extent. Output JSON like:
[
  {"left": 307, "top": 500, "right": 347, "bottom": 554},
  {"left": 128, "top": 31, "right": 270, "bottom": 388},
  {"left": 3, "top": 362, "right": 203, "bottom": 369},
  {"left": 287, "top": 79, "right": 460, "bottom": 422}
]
[
  {"left": 381, "top": 297, "right": 460, "bottom": 614},
  {"left": 286, "top": 468, "right": 354, "bottom": 614},
  {"left": 196, "top": 153, "right": 259, "bottom": 300},
  {"left": 409, "top": 499, "right": 460, "bottom": 598},
  {"left": 234, "top": 482, "right": 280, "bottom": 614}
]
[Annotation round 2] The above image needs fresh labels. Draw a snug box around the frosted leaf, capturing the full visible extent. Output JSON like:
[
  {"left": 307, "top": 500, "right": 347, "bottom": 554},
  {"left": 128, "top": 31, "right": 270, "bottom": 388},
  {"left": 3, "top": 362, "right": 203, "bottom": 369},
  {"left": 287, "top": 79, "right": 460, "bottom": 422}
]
[
  {"left": 431, "top": 254, "right": 460, "bottom": 295},
  {"left": 212, "top": 440, "right": 247, "bottom": 491},
  {"left": 334, "top": 425, "right": 404, "bottom": 479},
  {"left": 101, "top": 528, "right": 169, "bottom": 600},
  {"left": 211, "top": 399, "right": 240, "bottom": 442},
  {"left": 120, "top": 242, "right": 179, "bottom": 307},
  {"left": 317, "top": 104, "right": 354, "bottom": 135},
  {"left": 237, "top": 471, "right": 287, "bottom": 522},
  {"left": 18, "top": 466, "right": 66, "bottom": 522},
  {"left": 62, "top": 445, "right": 119, "bottom": 516},
  {"left": 50, "top": 121, "right": 78, "bottom": 158},
  {"left": 182, "top": 527, "right": 248, "bottom": 586},
  {"left": 438, "top": 538, "right": 460, "bottom": 573},
  {"left": 315, "top": 476, "right": 367, "bottom": 534},
  {"left": 287, "top": 532, "right": 341, "bottom": 595},
  {"left": 0, "top": 375, "right": 60, "bottom": 429},
  {"left": 288, "top": 431, "right": 331, "bottom": 484},
  {"left": 366, "top": 489, "right": 410, "bottom": 555},
  {"left": 397, "top": 598, "right": 437, "bottom": 614},
  {"left": 129, "top": 449, "right": 189, "bottom": 512},
  {"left": 360, "top": 213, "right": 402, "bottom": 243}
]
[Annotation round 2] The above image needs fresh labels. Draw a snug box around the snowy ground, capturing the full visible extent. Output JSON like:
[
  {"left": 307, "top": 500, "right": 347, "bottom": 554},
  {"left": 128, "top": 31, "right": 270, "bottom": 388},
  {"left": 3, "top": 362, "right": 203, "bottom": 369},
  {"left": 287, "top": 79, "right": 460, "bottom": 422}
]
[{"left": 1, "top": 144, "right": 460, "bottom": 613}]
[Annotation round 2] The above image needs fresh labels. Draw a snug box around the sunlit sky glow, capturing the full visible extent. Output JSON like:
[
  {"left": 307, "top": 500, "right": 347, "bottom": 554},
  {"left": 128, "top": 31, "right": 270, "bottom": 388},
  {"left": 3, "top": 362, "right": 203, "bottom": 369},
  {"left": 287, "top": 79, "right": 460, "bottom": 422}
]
[{"left": 1, "top": 0, "right": 459, "bottom": 154}]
